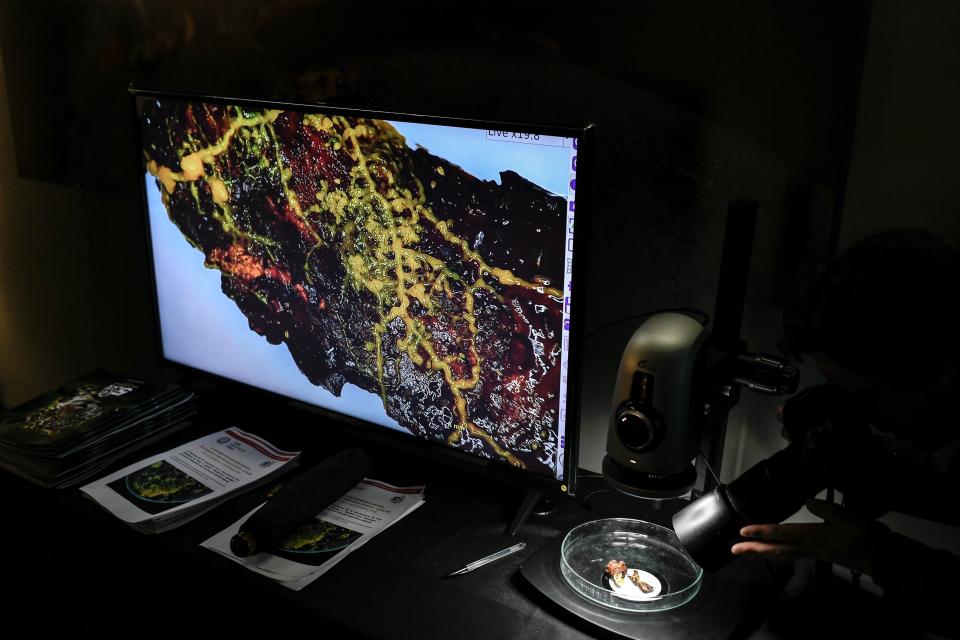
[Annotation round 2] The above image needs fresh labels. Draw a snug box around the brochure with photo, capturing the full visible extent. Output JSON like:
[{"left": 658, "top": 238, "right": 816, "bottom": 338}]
[
  {"left": 202, "top": 479, "right": 425, "bottom": 590},
  {"left": 81, "top": 427, "right": 300, "bottom": 533}
]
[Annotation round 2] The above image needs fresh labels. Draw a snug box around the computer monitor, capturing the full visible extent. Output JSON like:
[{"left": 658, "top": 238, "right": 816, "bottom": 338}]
[{"left": 133, "top": 89, "right": 589, "bottom": 493}]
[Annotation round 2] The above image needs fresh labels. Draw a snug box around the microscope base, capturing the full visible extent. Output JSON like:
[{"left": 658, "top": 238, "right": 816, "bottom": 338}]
[{"left": 520, "top": 533, "right": 775, "bottom": 640}]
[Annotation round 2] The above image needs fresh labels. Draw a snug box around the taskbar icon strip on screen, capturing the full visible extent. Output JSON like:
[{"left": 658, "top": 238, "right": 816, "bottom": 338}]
[{"left": 556, "top": 136, "right": 578, "bottom": 481}]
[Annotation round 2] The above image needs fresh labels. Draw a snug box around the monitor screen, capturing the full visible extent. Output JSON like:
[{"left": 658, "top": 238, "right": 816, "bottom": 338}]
[{"left": 135, "top": 91, "right": 585, "bottom": 488}]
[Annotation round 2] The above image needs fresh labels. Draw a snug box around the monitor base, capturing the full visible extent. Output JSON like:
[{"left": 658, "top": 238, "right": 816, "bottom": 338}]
[{"left": 507, "top": 485, "right": 562, "bottom": 536}]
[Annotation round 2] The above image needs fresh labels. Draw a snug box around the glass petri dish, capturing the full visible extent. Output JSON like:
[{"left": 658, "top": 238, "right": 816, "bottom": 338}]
[{"left": 560, "top": 517, "right": 703, "bottom": 613}]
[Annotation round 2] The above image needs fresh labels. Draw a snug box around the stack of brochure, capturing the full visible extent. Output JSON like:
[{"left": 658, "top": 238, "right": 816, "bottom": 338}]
[
  {"left": 202, "top": 479, "right": 425, "bottom": 590},
  {"left": 0, "top": 370, "right": 196, "bottom": 488},
  {"left": 80, "top": 428, "right": 300, "bottom": 533}
]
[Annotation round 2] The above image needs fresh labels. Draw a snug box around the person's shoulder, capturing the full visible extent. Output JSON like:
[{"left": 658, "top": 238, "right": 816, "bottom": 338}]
[{"left": 938, "top": 436, "right": 960, "bottom": 479}]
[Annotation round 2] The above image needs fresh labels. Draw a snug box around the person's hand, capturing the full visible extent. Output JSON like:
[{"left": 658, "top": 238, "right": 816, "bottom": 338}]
[{"left": 730, "top": 499, "right": 889, "bottom": 576}]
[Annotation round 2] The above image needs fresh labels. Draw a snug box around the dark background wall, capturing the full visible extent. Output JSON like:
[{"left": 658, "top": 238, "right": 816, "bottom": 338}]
[
  {"left": 0, "top": 0, "right": 868, "bottom": 396},
  {"left": 1, "top": 1, "right": 957, "bottom": 487}
]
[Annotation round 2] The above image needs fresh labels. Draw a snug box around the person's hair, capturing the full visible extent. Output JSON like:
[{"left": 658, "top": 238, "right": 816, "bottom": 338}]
[{"left": 783, "top": 228, "right": 959, "bottom": 385}]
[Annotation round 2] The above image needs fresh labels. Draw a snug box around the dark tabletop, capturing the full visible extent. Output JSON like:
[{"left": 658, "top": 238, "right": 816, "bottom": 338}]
[{"left": 2, "top": 414, "right": 910, "bottom": 640}]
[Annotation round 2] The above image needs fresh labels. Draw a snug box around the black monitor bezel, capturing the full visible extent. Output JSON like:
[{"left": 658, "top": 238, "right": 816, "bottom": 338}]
[{"left": 130, "top": 86, "right": 592, "bottom": 495}]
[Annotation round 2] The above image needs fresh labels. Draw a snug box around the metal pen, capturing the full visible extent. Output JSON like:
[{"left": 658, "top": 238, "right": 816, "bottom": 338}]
[{"left": 445, "top": 542, "right": 527, "bottom": 578}]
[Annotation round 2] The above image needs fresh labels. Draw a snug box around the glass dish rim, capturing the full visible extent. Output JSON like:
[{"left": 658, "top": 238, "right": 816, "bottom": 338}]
[{"left": 559, "top": 516, "right": 704, "bottom": 605}]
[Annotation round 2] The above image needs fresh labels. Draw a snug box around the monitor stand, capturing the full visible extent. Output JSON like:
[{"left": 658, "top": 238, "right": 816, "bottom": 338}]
[{"left": 507, "top": 485, "right": 562, "bottom": 536}]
